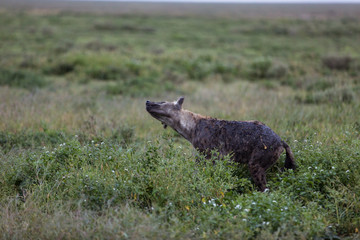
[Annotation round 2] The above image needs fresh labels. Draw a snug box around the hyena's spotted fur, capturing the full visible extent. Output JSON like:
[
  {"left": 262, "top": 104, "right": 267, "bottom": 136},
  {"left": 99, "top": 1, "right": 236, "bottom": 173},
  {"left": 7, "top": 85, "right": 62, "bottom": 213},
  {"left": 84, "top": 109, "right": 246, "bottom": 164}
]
[{"left": 145, "top": 97, "right": 296, "bottom": 191}]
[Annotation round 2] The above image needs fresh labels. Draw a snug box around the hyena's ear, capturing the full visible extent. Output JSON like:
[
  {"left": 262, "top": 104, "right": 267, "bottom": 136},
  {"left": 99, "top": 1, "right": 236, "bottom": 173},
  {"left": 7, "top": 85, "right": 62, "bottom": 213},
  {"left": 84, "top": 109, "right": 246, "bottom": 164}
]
[{"left": 175, "top": 96, "right": 185, "bottom": 109}]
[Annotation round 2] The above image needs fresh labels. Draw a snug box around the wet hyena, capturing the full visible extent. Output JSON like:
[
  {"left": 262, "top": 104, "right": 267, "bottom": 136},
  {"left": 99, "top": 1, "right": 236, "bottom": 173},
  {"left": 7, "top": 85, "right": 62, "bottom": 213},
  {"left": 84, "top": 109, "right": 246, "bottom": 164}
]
[{"left": 145, "top": 97, "right": 296, "bottom": 191}]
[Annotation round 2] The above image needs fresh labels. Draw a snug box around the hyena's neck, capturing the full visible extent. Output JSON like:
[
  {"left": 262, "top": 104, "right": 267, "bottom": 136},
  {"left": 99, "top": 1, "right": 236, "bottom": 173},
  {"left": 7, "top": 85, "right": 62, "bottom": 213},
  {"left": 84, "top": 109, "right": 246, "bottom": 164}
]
[{"left": 172, "top": 110, "right": 204, "bottom": 142}]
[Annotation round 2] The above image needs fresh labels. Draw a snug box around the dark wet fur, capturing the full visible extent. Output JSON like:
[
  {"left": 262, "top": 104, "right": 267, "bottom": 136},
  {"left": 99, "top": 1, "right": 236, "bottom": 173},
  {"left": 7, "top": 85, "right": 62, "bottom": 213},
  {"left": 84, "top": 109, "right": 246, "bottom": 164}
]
[{"left": 191, "top": 118, "right": 296, "bottom": 191}]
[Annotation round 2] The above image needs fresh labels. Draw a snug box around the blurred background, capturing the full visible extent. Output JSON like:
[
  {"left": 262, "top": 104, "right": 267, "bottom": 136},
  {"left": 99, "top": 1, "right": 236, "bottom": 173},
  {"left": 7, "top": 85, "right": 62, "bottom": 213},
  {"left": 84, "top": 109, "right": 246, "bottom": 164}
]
[{"left": 1, "top": 0, "right": 359, "bottom": 140}]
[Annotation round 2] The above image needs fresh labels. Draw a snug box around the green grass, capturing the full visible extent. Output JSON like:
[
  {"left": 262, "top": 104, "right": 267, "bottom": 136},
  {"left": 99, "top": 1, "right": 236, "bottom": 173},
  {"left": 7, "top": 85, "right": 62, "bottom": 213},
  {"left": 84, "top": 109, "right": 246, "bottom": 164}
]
[{"left": 0, "top": 9, "right": 359, "bottom": 239}]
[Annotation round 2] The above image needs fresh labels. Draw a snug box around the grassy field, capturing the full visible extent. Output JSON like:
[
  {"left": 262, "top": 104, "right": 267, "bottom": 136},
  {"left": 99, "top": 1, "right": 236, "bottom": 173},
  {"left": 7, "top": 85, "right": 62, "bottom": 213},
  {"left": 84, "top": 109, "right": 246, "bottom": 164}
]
[{"left": 0, "top": 6, "right": 360, "bottom": 239}]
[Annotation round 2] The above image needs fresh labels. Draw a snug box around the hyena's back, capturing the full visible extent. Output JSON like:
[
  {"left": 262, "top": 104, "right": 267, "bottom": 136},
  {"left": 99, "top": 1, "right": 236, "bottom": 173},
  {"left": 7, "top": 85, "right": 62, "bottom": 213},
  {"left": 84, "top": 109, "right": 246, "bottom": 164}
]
[{"left": 192, "top": 119, "right": 284, "bottom": 168}]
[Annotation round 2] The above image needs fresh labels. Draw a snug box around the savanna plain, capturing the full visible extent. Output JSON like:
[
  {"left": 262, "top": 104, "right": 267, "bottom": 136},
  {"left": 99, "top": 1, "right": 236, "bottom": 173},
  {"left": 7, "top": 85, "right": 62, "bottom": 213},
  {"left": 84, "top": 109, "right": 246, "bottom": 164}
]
[{"left": 0, "top": 4, "right": 360, "bottom": 239}]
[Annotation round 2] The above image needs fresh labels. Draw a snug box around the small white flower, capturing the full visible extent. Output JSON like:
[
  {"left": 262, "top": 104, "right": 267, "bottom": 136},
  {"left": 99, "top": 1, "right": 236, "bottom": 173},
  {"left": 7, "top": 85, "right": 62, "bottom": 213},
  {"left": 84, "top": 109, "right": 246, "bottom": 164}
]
[
  {"left": 264, "top": 188, "right": 270, "bottom": 193},
  {"left": 272, "top": 200, "right": 277, "bottom": 203},
  {"left": 91, "top": 140, "right": 94, "bottom": 143},
  {"left": 346, "top": 170, "right": 350, "bottom": 173},
  {"left": 294, "top": 140, "right": 298, "bottom": 143},
  {"left": 332, "top": 166, "right": 335, "bottom": 169},
  {"left": 108, "top": 156, "right": 112, "bottom": 160},
  {"left": 251, "top": 202, "right": 256, "bottom": 205},
  {"left": 125, "top": 168, "right": 128, "bottom": 171},
  {"left": 112, "top": 170, "right": 115, "bottom": 173},
  {"left": 75, "top": 135, "right": 78, "bottom": 138},
  {"left": 113, "top": 188, "right": 116, "bottom": 191},
  {"left": 242, "top": 219, "right": 247, "bottom": 222},
  {"left": 235, "top": 205, "right": 241, "bottom": 209},
  {"left": 244, "top": 209, "right": 250, "bottom": 212}
]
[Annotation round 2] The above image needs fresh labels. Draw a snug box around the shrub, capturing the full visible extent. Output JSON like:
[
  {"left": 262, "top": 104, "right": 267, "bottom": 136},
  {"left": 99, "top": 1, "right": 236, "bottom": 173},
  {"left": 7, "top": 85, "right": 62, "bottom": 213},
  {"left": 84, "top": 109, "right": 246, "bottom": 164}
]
[
  {"left": 304, "top": 78, "right": 335, "bottom": 91},
  {"left": 85, "top": 40, "right": 117, "bottom": 51},
  {"left": 54, "top": 40, "right": 74, "bottom": 54},
  {"left": 0, "top": 68, "right": 47, "bottom": 89},
  {"left": 247, "top": 57, "right": 272, "bottom": 79},
  {"left": 93, "top": 22, "right": 155, "bottom": 34},
  {"left": 266, "top": 62, "right": 289, "bottom": 78},
  {"left": 3, "top": 139, "right": 238, "bottom": 211},
  {"left": 1, "top": 134, "right": 359, "bottom": 238},
  {"left": 0, "top": 130, "right": 67, "bottom": 153},
  {"left": 93, "top": 22, "right": 119, "bottom": 31},
  {"left": 304, "top": 87, "right": 355, "bottom": 104},
  {"left": 43, "top": 62, "right": 75, "bottom": 75},
  {"left": 322, "top": 55, "right": 353, "bottom": 71},
  {"left": 85, "top": 59, "right": 149, "bottom": 81},
  {"left": 87, "top": 65, "right": 123, "bottom": 81},
  {"left": 212, "top": 61, "right": 241, "bottom": 82},
  {"left": 106, "top": 77, "right": 175, "bottom": 97},
  {"left": 183, "top": 60, "right": 210, "bottom": 81}
]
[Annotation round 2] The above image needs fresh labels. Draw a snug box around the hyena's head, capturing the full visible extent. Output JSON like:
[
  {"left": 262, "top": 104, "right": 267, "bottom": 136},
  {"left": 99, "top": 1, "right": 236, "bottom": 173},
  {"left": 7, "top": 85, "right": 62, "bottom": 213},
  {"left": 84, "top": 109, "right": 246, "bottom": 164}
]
[{"left": 146, "top": 97, "right": 185, "bottom": 129}]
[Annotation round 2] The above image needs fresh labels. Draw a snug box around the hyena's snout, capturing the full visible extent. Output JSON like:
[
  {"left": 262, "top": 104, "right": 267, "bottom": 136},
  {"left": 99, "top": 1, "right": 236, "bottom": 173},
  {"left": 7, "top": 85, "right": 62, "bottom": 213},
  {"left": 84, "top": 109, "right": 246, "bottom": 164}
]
[
  {"left": 145, "top": 100, "right": 159, "bottom": 112},
  {"left": 146, "top": 100, "right": 170, "bottom": 129},
  {"left": 145, "top": 100, "right": 166, "bottom": 118}
]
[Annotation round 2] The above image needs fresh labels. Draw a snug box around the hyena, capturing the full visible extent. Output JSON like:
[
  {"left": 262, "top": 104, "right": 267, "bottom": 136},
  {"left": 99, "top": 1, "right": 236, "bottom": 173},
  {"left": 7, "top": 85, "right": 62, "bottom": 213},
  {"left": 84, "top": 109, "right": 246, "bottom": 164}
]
[{"left": 145, "top": 97, "right": 296, "bottom": 191}]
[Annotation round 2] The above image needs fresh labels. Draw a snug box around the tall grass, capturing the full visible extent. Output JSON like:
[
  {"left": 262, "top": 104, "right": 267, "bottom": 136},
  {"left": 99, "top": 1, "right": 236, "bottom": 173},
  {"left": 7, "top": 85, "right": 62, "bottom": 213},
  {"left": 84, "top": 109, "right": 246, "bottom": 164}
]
[{"left": 0, "top": 9, "right": 359, "bottom": 239}]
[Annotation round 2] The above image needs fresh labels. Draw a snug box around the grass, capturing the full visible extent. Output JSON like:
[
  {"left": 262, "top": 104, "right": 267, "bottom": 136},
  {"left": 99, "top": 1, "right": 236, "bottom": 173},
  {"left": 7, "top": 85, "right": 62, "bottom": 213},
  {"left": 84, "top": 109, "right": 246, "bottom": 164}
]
[{"left": 0, "top": 8, "right": 359, "bottom": 239}]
